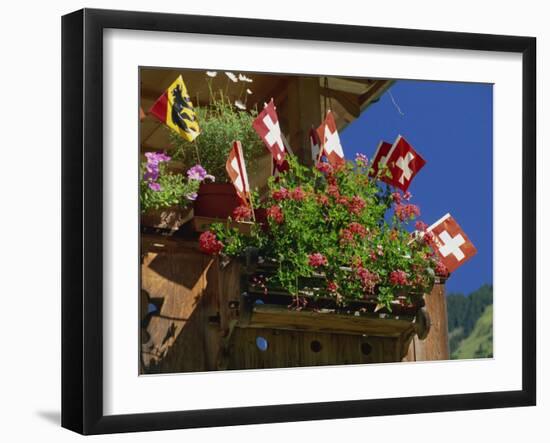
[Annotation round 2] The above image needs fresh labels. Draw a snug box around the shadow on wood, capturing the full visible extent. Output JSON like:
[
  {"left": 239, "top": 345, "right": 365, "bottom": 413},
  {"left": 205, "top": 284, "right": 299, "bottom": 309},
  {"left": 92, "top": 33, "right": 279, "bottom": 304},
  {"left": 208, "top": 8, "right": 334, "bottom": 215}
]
[{"left": 140, "top": 235, "right": 446, "bottom": 374}]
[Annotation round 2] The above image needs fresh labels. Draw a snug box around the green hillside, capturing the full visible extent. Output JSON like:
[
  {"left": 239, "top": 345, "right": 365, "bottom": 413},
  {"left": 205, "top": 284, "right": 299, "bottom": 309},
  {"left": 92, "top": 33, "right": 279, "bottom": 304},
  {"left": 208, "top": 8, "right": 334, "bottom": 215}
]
[
  {"left": 447, "top": 284, "right": 493, "bottom": 359},
  {"left": 452, "top": 305, "right": 493, "bottom": 359}
]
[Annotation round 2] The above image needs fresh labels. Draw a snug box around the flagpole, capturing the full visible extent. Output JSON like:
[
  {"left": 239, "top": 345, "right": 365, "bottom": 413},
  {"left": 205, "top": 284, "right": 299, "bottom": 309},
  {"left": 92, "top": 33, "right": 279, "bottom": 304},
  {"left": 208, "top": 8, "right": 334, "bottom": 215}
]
[
  {"left": 248, "top": 192, "right": 257, "bottom": 223},
  {"left": 316, "top": 123, "right": 324, "bottom": 165},
  {"left": 192, "top": 139, "right": 201, "bottom": 165}
]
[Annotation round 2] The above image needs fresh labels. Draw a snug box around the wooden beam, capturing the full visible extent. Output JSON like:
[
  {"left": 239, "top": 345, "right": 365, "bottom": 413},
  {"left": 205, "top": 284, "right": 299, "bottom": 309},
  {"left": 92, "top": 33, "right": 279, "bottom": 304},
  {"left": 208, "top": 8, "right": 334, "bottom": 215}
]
[
  {"left": 358, "top": 80, "right": 394, "bottom": 109},
  {"left": 243, "top": 304, "right": 416, "bottom": 337},
  {"left": 320, "top": 86, "right": 361, "bottom": 118},
  {"left": 322, "top": 77, "right": 373, "bottom": 94},
  {"left": 261, "top": 78, "right": 290, "bottom": 106},
  {"left": 286, "top": 77, "right": 322, "bottom": 165}
]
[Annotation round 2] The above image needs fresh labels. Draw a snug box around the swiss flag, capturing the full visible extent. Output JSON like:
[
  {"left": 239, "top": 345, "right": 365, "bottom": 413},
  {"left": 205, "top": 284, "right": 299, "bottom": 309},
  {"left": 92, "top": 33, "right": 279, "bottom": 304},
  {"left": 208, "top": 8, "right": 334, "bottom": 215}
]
[
  {"left": 382, "top": 135, "right": 426, "bottom": 192},
  {"left": 226, "top": 141, "right": 250, "bottom": 204},
  {"left": 369, "top": 140, "right": 393, "bottom": 178},
  {"left": 271, "top": 132, "right": 293, "bottom": 178},
  {"left": 253, "top": 99, "right": 286, "bottom": 165},
  {"left": 426, "top": 213, "right": 477, "bottom": 274},
  {"left": 317, "top": 111, "right": 345, "bottom": 167},
  {"left": 271, "top": 157, "right": 290, "bottom": 177}
]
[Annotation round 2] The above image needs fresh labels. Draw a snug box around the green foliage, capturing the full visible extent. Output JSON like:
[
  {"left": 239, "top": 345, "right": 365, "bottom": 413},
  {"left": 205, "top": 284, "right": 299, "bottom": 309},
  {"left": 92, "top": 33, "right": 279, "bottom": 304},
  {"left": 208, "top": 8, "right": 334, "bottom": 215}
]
[
  {"left": 212, "top": 155, "right": 438, "bottom": 308},
  {"left": 169, "top": 88, "right": 265, "bottom": 183},
  {"left": 140, "top": 163, "right": 199, "bottom": 213},
  {"left": 447, "top": 284, "right": 493, "bottom": 358},
  {"left": 452, "top": 304, "right": 493, "bottom": 359}
]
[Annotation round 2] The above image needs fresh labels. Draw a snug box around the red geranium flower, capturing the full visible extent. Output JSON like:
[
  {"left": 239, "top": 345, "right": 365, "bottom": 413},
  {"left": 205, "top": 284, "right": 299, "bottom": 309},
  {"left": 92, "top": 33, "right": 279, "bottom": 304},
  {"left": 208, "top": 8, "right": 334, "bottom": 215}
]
[
  {"left": 327, "top": 184, "right": 340, "bottom": 198},
  {"left": 316, "top": 162, "right": 333, "bottom": 175},
  {"left": 308, "top": 253, "right": 328, "bottom": 267},
  {"left": 271, "top": 187, "right": 289, "bottom": 201},
  {"left": 327, "top": 280, "right": 338, "bottom": 293},
  {"left": 317, "top": 193, "right": 329, "bottom": 206},
  {"left": 290, "top": 187, "right": 306, "bottom": 201},
  {"left": 339, "top": 228, "right": 354, "bottom": 245},
  {"left": 389, "top": 269, "right": 409, "bottom": 286},
  {"left": 348, "top": 222, "right": 367, "bottom": 238},
  {"left": 415, "top": 220, "right": 428, "bottom": 232},
  {"left": 348, "top": 196, "right": 366, "bottom": 215},
  {"left": 199, "top": 231, "right": 224, "bottom": 255},
  {"left": 266, "top": 205, "right": 284, "bottom": 224},
  {"left": 355, "top": 266, "right": 380, "bottom": 294},
  {"left": 391, "top": 192, "right": 402, "bottom": 205},
  {"left": 232, "top": 204, "right": 252, "bottom": 221},
  {"left": 395, "top": 203, "right": 420, "bottom": 221},
  {"left": 435, "top": 260, "right": 449, "bottom": 277},
  {"left": 340, "top": 223, "right": 368, "bottom": 245}
]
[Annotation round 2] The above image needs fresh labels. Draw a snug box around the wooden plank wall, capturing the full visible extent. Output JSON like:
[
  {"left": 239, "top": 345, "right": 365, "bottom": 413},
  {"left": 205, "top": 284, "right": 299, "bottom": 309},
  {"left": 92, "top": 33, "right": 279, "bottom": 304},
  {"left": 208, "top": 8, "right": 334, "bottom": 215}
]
[
  {"left": 403, "top": 281, "right": 450, "bottom": 362},
  {"left": 140, "top": 244, "right": 221, "bottom": 374},
  {"left": 140, "top": 240, "right": 450, "bottom": 373},
  {"left": 227, "top": 328, "right": 401, "bottom": 369}
]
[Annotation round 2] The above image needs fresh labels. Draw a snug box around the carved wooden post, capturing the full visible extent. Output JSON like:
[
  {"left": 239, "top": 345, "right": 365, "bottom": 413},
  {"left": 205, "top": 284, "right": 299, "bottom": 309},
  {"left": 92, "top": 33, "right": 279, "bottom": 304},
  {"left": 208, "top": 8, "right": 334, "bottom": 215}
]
[{"left": 404, "top": 278, "right": 450, "bottom": 361}]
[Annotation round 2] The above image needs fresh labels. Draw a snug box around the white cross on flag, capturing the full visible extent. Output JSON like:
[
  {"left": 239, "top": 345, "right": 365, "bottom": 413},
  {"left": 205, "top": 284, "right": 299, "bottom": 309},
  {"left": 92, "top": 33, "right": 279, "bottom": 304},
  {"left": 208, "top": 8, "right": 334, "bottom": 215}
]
[
  {"left": 369, "top": 140, "right": 393, "bottom": 178},
  {"left": 226, "top": 140, "right": 250, "bottom": 204},
  {"left": 253, "top": 99, "right": 286, "bottom": 165},
  {"left": 381, "top": 135, "right": 426, "bottom": 192},
  {"left": 317, "top": 110, "right": 345, "bottom": 167},
  {"left": 427, "top": 213, "right": 477, "bottom": 274}
]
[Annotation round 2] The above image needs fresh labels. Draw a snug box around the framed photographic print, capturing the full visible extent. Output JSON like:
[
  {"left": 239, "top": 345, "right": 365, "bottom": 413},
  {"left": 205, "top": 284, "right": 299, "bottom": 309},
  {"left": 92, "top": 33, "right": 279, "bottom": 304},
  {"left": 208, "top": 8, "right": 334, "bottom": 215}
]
[{"left": 61, "top": 8, "right": 536, "bottom": 435}]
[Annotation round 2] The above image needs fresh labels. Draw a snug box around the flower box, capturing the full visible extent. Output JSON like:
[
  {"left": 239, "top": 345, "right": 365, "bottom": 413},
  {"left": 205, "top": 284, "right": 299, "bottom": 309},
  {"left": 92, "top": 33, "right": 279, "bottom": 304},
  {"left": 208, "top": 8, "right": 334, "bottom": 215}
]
[
  {"left": 212, "top": 258, "right": 432, "bottom": 369},
  {"left": 140, "top": 206, "right": 193, "bottom": 232},
  {"left": 238, "top": 260, "right": 430, "bottom": 339}
]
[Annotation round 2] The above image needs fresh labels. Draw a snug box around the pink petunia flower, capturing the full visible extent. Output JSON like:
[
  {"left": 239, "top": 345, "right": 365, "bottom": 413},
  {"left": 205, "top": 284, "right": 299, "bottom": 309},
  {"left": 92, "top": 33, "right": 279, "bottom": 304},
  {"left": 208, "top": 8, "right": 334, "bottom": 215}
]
[{"left": 148, "top": 182, "right": 161, "bottom": 191}]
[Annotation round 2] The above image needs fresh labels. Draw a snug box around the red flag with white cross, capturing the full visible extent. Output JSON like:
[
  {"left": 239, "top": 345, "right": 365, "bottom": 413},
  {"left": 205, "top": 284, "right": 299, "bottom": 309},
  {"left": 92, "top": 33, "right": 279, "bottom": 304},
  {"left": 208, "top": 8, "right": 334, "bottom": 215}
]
[
  {"left": 226, "top": 141, "right": 250, "bottom": 205},
  {"left": 382, "top": 135, "right": 426, "bottom": 192},
  {"left": 426, "top": 213, "right": 477, "bottom": 274},
  {"left": 271, "top": 132, "right": 293, "bottom": 178},
  {"left": 253, "top": 99, "right": 286, "bottom": 165},
  {"left": 317, "top": 110, "right": 345, "bottom": 167},
  {"left": 369, "top": 140, "right": 393, "bottom": 178},
  {"left": 271, "top": 157, "right": 290, "bottom": 177}
]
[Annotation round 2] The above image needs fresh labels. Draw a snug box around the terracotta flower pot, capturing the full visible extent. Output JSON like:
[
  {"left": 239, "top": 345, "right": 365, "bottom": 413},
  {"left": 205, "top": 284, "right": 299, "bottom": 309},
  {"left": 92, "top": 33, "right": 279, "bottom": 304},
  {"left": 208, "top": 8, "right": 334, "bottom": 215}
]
[
  {"left": 194, "top": 182, "right": 243, "bottom": 219},
  {"left": 140, "top": 206, "right": 193, "bottom": 232}
]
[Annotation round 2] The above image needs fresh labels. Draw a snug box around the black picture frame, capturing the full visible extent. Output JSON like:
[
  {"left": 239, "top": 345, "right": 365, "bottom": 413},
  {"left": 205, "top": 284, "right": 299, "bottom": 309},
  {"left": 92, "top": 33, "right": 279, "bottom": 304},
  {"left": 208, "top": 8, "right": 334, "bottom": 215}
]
[{"left": 62, "top": 8, "right": 536, "bottom": 435}]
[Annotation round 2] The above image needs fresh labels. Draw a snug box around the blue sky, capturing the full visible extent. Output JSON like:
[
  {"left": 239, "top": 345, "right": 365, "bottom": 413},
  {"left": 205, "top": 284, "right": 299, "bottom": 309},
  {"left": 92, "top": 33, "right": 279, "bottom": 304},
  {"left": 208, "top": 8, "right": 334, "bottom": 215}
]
[{"left": 340, "top": 80, "right": 493, "bottom": 295}]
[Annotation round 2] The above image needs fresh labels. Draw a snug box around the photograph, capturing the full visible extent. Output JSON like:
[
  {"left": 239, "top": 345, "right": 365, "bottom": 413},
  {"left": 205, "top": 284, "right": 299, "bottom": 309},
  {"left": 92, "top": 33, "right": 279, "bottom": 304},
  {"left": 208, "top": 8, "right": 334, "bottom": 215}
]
[
  {"left": 138, "top": 67, "right": 493, "bottom": 374},
  {"left": 0, "top": 0, "right": 543, "bottom": 439}
]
